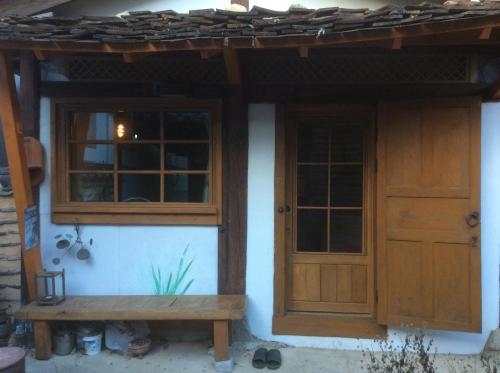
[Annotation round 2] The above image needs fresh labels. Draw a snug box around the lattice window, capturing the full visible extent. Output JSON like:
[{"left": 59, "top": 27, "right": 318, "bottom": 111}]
[
  {"left": 66, "top": 56, "right": 226, "bottom": 83},
  {"left": 248, "top": 53, "right": 471, "bottom": 84}
]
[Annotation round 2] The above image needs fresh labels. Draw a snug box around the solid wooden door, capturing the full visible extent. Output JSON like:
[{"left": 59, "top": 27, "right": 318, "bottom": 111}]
[
  {"left": 377, "top": 97, "right": 481, "bottom": 332},
  {"left": 284, "top": 108, "right": 375, "bottom": 315}
]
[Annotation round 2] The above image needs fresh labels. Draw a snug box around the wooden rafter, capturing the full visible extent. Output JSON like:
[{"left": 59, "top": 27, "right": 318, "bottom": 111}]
[
  {"left": 479, "top": 26, "right": 492, "bottom": 40},
  {"left": 298, "top": 46, "right": 309, "bottom": 58},
  {"left": 0, "top": 51, "right": 42, "bottom": 301}
]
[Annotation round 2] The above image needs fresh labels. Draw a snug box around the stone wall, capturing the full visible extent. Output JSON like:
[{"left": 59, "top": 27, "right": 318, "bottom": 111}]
[{"left": 0, "top": 194, "right": 21, "bottom": 318}]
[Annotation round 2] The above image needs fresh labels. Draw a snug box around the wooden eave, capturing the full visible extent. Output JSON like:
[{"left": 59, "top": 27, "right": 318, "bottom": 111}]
[{"left": 1, "top": 14, "right": 500, "bottom": 57}]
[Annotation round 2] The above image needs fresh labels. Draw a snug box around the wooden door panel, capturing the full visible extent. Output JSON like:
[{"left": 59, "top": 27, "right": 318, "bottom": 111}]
[
  {"left": 378, "top": 97, "right": 481, "bottom": 332},
  {"left": 289, "top": 261, "right": 369, "bottom": 312},
  {"left": 290, "top": 263, "right": 320, "bottom": 301},
  {"left": 320, "top": 264, "right": 338, "bottom": 302},
  {"left": 432, "top": 243, "right": 471, "bottom": 324},
  {"left": 386, "top": 197, "right": 471, "bottom": 243}
]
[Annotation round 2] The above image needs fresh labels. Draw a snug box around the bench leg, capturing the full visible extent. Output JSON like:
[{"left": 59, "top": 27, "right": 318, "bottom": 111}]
[
  {"left": 34, "top": 321, "right": 52, "bottom": 360},
  {"left": 213, "top": 320, "right": 233, "bottom": 373}
]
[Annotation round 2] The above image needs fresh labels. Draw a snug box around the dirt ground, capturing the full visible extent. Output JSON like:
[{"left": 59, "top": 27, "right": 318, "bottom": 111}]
[{"left": 24, "top": 341, "right": 498, "bottom": 373}]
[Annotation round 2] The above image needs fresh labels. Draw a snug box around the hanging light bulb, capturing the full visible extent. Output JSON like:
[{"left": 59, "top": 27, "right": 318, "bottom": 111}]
[{"left": 116, "top": 123, "right": 125, "bottom": 138}]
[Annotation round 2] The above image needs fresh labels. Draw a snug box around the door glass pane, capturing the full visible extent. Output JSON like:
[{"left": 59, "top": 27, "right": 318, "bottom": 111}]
[
  {"left": 331, "top": 124, "right": 363, "bottom": 162},
  {"left": 331, "top": 165, "right": 363, "bottom": 207},
  {"left": 330, "top": 210, "right": 362, "bottom": 253},
  {"left": 70, "top": 112, "right": 114, "bottom": 141},
  {"left": 164, "top": 112, "right": 209, "bottom": 140},
  {"left": 297, "top": 209, "right": 327, "bottom": 252},
  {"left": 118, "top": 144, "right": 160, "bottom": 170},
  {"left": 165, "top": 144, "right": 209, "bottom": 170},
  {"left": 70, "top": 144, "right": 114, "bottom": 170},
  {"left": 297, "top": 165, "right": 328, "bottom": 206},
  {"left": 297, "top": 122, "right": 329, "bottom": 162},
  {"left": 70, "top": 173, "right": 113, "bottom": 202},
  {"left": 165, "top": 174, "right": 209, "bottom": 203},
  {"left": 116, "top": 112, "right": 161, "bottom": 141},
  {"left": 119, "top": 174, "right": 160, "bottom": 202}
]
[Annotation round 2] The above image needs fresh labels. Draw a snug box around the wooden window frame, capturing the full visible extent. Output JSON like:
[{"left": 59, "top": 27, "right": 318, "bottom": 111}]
[
  {"left": 273, "top": 103, "right": 386, "bottom": 339},
  {"left": 51, "top": 97, "right": 222, "bottom": 225}
]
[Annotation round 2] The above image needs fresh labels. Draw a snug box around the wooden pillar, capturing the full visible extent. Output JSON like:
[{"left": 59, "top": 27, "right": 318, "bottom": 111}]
[
  {"left": 19, "top": 51, "right": 40, "bottom": 139},
  {"left": 218, "top": 85, "right": 248, "bottom": 295},
  {"left": 0, "top": 50, "right": 42, "bottom": 301}
]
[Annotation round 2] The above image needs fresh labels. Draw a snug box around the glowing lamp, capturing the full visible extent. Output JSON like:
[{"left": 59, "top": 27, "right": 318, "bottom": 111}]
[{"left": 116, "top": 124, "right": 125, "bottom": 138}]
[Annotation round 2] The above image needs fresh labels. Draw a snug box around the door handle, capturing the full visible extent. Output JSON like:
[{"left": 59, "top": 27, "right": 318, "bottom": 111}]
[{"left": 465, "top": 211, "right": 480, "bottom": 228}]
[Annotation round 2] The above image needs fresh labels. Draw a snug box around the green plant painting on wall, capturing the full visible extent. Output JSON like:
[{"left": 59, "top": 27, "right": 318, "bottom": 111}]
[{"left": 151, "top": 245, "right": 194, "bottom": 295}]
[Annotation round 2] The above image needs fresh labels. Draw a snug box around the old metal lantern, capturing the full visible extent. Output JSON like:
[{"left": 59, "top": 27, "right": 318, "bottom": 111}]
[{"left": 35, "top": 269, "right": 65, "bottom": 306}]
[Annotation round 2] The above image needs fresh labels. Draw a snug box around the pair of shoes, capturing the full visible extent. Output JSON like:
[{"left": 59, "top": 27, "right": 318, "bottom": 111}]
[{"left": 252, "top": 348, "right": 281, "bottom": 370}]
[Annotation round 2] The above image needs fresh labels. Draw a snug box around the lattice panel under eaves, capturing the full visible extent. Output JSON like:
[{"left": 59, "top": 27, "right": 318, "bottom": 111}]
[
  {"left": 66, "top": 56, "right": 227, "bottom": 83},
  {"left": 247, "top": 53, "right": 472, "bottom": 85}
]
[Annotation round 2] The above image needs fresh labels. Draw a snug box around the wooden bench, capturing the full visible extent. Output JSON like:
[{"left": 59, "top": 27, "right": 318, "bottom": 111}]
[{"left": 16, "top": 295, "right": 246, "bottom": 372}]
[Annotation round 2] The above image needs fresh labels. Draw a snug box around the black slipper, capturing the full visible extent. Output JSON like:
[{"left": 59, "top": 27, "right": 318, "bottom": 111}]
[
  {"left": 252, "top": 348, "right": 268, "bottom": 369},
  {"left": 267, "top": 349, "right": 281, "bottom": 370}
]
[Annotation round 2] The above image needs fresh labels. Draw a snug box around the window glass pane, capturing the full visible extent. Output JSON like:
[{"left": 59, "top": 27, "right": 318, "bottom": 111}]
[
  {"left": 70, "top": 144, "right": 114, "bottom": 170},
  {"left": 119, "top": 174, "right": 160, "bottom": 202},
  {"left": 331, "top": 165, "right": 363, "bottom": 207},
  {"left": 330, "top": 210, "right": 362, "bottom": 253},
  {"left": 70, "top": 112, "right": 114, "bottom": 141},
  {"left": 297, "top": 165, "right": 328, "bottom": 206},
  {"left": 117, "top": 111, "right": 160, "bottom": 140},
  {"left": 118, "top": 144, "right": 160, "bottom": 170},
  {"left": 165, "top": 174, "right": 208, "bottom": 203},
  {"left": 70, "top": 174, "right": 113, "bottom": 202},
  {"left": 297, "top": 122, "right": 329, "bottom": 162},
  {"left": 297, "top": 209, "right": 327, "bottom": 252},
  {"left": 331, "top": 123, "right": 363, "bottom": 162},
  {"left": 164, "top": 112, "right": 209, "bottom": 140},
  {"left": 165, "top": 144, "right": 209, "bottom": 171}
]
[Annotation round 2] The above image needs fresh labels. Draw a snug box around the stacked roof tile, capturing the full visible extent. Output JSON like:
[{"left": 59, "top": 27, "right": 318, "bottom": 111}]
[{"left": 0, "top": 1, "right": 500, "bottom": 44}]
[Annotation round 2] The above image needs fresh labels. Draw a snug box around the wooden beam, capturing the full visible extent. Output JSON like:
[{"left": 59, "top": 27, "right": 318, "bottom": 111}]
[
  {"left": 298, "top": 46, "right": 309, "bottom": 58},
  {"left": 0, "top": 50, "right": 42, "bottom": 301},
  {"left": 218, "top": 86, "right": 247, "bottom": 294},
  {"left": 223, "top": 48, "right": 241, "bottom": 85},
  {"left": 479, "top": 27, "right": 492, "bottom": 40}
]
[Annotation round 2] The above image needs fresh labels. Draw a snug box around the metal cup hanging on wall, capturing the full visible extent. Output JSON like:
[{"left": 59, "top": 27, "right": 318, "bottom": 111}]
[{"left": 53, "top": 224, "right": 92, "bottom": 265}]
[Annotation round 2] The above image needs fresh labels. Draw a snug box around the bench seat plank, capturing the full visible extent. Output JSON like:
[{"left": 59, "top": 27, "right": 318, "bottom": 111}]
[{"left": 16, "top": 295, "right": 247, "bottom": 321}]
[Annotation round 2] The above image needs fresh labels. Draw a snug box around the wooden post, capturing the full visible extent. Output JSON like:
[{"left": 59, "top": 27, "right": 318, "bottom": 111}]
[
  {"left": 218, "top": 85, "right": 248, "bottom": 295},
  {"left": 0, "top": 50, "right": 42, "bottom": 301},
  {"left": 34, "top": 321, "right": 52, "bottom": 360}
]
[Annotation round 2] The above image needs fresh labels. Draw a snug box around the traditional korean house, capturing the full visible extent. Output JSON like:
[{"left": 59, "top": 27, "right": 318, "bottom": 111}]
[{"left": 0, "top": 0, "right": 498, "bottom": 367}]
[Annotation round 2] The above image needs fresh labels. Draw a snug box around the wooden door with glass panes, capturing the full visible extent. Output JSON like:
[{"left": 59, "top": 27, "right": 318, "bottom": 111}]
[{"left": 285, "top": 108, "right": 375, "bottom": 315}]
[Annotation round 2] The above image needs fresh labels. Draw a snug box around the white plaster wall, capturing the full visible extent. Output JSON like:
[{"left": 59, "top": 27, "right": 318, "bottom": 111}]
[
  {"left": 246, "top": 103, "right": 500, "bottom": 354},
  {"left": 38, "top": 97, "right": 218, "bottom": 296}
]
